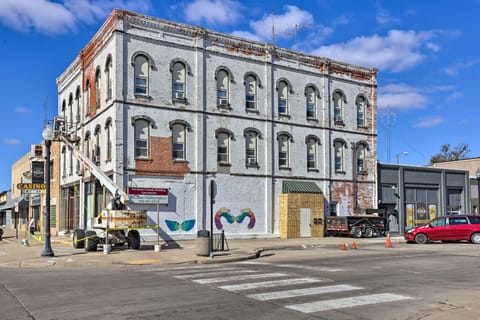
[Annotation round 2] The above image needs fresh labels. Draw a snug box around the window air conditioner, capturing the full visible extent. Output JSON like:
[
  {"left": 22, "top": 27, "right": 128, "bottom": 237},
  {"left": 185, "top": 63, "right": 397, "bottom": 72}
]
[
  {"left": 219, "top": 99, "right": 228, "bottom": 106},
  {"left": 174, "top": 92, "right": 185, "bottom": 99},
  {"left": 247, "top": 158, "right": 256, "bottom": 165}
]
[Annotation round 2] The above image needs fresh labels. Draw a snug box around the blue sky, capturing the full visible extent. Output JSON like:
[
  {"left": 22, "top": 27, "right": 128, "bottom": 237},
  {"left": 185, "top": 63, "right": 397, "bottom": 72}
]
[{"left": 1, "top": 0, "right": 479, "bottom": 192}]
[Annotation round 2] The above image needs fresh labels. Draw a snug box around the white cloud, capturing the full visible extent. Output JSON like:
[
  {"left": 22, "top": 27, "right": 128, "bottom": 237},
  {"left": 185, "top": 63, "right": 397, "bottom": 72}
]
[
  {"left": 3, "top": 138, "right": 22, "bottom": 145},
  {"left": 15, "top": 107, "right": 31, "bottom": 113},
  {"left": 376, "top": 8, "right": 401, "bottom": 26},
  {"left": 0, "top": 0, "right": 151, "bottom": 35},
  {"left": 442, "top": 59, "right": 480, "bottom": 76},
  {"left": 231, "top": 30, "right": 262, "bottom": 42},
  {"left": 311, "top": 30, "right": 437, "bottom": 72},
  {"left": 250, "top": 5, "right": 315, "bottom": 41},
  {"left": 378, "top": 84, "right": 428, "bottom": 111},
  {"left": 183, "top": 0, "right": 242, "bottom": 26},
  {"left": 446, "top": 91, "right": 463, "bottom": 102},
  {"left": 414, "top": 117, "right": 446, "bottom": 128}
]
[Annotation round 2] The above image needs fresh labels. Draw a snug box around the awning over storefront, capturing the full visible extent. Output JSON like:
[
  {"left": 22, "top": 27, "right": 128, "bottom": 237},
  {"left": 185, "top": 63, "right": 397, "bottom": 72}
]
[
  {"left": 282, "top": 181, "right": 323, "bottom": 194},
  {"left": 0, "top": 197, "right": 28, "bottom": 211}
]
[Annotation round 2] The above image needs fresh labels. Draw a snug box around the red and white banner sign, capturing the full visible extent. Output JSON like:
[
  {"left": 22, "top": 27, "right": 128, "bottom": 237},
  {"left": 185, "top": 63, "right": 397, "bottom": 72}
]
[{"left": 127, "top": 187, "right": 169, "bottom": 204}]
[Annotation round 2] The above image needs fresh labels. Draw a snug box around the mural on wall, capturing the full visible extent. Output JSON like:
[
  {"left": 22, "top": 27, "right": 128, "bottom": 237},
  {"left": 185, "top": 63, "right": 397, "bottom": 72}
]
[
  {"left": 215, "top": 207, "right": 256, "bottom": 230},
  {"left": 165, "top": 219, "right": 196, "bottom": 232}
]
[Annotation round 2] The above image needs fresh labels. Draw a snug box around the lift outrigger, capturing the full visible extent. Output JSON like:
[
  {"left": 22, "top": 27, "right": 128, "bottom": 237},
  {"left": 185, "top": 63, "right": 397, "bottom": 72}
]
[{"left": 54, "top": 117, "right": 147, "bottom": 251}]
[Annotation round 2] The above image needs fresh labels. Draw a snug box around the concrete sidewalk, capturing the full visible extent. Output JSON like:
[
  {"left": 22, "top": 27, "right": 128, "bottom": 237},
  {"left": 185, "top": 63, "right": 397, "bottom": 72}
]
[{"left": 0, "top": 228, "right": 405, "bottom": 268}]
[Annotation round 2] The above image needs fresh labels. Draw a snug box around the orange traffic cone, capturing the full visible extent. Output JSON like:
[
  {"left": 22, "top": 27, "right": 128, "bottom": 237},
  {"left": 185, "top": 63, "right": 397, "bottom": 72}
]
[
  {"left": 385, "top": 234, "right": 393, "bottom": 248},
  {"left": 342, "top": 243, "right": 348, "bottom": 250},
  {"left": 351, "top": 241, "right": 357, "bottom": 250}
]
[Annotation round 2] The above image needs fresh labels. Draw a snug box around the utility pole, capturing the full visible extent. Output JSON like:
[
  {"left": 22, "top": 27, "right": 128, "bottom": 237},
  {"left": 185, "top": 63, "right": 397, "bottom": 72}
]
[{"left": 381, "top": 108, "right": 396, "bottom": 163}]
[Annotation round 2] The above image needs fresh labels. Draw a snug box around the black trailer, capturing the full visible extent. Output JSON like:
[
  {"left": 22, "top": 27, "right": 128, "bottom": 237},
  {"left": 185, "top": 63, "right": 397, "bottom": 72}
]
[{"left": 325, "top": 215, "right": 387, "bottom": 238}]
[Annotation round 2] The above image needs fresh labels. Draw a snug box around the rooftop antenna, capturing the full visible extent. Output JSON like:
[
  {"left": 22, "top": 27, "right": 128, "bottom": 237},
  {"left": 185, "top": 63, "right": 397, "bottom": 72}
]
[
  {"left": 286, "top": 23, "right": 312, "bottom": 49},
  {"left": 381, "top": 107, "right": 396, "bottom": 163},
  {"left": 271, "top": 8, "right": 275, "bottom": 46}
]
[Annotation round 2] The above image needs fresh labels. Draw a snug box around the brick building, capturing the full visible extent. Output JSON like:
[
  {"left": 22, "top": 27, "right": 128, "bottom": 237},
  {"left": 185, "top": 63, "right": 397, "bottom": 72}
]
[{"left": 56, "top": 9, "right": 378, "bottom": 239}]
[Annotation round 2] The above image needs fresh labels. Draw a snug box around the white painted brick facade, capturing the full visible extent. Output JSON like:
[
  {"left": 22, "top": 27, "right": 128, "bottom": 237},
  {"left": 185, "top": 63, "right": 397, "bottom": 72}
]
[{"left": 56, "top": 10, "right": 378, "bottom": 239}]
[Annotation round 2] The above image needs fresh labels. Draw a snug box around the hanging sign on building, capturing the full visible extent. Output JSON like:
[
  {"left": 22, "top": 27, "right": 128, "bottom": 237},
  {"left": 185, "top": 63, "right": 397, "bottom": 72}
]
[
  {"left": 31, "top": 161, "right": 45, "bottom": 184},
  {"left": 128, "top": 187, "right": 169, "bottom": 205}
]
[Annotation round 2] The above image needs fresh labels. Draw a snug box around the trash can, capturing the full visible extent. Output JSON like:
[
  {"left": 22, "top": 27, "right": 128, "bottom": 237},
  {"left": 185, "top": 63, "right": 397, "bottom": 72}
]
[{"left": 195, "top": 230, "right": 210, "bottom": 256}]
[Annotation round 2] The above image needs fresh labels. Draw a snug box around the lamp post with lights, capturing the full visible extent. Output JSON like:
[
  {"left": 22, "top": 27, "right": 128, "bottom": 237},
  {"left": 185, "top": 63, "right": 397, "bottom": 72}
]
[{"left": 41, "top": 124, "right": 55, "bottom": 257}]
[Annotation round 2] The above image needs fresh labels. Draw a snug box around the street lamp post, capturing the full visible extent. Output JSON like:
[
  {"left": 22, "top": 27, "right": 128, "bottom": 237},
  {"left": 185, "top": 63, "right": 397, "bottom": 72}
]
[
  {"left": 41, "top": 125, "right": 55, "bottom": 257},
  {"left": 396, "top": 151, "right": 409, "bottom": 164},
  {"left": 476, "top": 168, "right": 480, "bottom": 214}
]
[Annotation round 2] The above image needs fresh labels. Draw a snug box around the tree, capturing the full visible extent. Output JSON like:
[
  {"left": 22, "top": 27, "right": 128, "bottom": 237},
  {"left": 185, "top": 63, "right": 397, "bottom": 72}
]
[{"left": 429, "top": 143, "right": 470, "bottom": 164}]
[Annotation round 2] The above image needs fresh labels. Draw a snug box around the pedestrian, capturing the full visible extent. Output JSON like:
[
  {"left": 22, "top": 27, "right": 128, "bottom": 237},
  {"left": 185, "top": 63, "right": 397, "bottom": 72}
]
[{"left": 28, "top": 217, "right": 35, "bottom": 235}]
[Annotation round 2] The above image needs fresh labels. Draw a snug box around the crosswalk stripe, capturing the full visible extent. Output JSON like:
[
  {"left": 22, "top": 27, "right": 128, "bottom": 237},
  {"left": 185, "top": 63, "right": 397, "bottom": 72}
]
[
  {"left": 174, "top": 269, "right": 257, "bottom": 279},
  {"left": 193, "top": 272, "right": 288, "bottom": 284},
  {"left": 286, "top": 293, "right": 413, "bottom": 313},
  {"left": 167, "top": 267, "right": 243, "bottom": 275},
  {"left": 218, "top": 277, "right": 324, "bottom": 292},
  {"left": 238, "top": 261, "right": 344, "bottom": 272},
  {"left": 247, "top": 284, "right": 363, "bottom": 301}
]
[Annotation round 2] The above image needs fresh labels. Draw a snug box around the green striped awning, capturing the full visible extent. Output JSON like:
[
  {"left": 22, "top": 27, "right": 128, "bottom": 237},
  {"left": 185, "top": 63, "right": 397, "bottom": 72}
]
[{"left": 282, "top": 181, "right": 323, "bottom": 194}]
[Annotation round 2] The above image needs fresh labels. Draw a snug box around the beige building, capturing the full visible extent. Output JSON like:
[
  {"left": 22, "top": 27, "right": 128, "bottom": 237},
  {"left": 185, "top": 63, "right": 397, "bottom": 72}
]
[{"left": 432, "top": 157, "right": 480, "bottom": 213}]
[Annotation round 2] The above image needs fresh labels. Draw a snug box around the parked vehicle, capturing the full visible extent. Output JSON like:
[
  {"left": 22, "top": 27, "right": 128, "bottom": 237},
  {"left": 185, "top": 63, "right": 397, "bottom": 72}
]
[
  {"left": 405, "top": 215, "right": 480, "bottom": 244},
  {"left": 325, "top": 215, "right": 387, "bottom": 238}
]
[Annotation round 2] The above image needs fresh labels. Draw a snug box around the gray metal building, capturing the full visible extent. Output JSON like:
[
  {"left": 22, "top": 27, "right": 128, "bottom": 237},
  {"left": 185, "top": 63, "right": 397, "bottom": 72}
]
[{"left": 378, "top": 163, "right": 470, "bottom": 234}]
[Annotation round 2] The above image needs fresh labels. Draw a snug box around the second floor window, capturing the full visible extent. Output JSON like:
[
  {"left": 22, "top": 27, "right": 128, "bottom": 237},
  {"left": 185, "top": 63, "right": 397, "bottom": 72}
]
[
  {"left": 106, "top": 57, "right": 113, "bottom": 100},
  {"left": 307, "top": 138, "right": 317, "bottom": 170},
  {"left": 334, "top": 140, "right": 345, "bottom": 172},
  {"left": 134, "top": 55, "right": 148, "bottom": 95},
  {"left": 134, "top": 119, "right": 149, "bottom": 158},
  {"left": 172, "top": 124, "right": 186, "bottom": 160},
  {"left": 278, "top": 134, "right": 289, "bottom": 168},
  {"left": 333, "top": 91, "right": 344, "bottom": 123},
  {"left": 95, "top": 68, "right": 101, "bottom": 109},
  {"left": 172, "top": 62, "right": 186, "bottom": 100},
  {"left": 245, "top": 130, "right": 258, "bottom": 166},
  {"left": 217, "top": 132, "right": 229, "bottom": 163},
  {"left": 357, "top": 144, "right": 367, "bottom": 173},
  {"left": 106, "top": 121, "right": 112, "bottom": 161},
  {"left": 85, "top": 80, "right": 91, "bottom": 117}
]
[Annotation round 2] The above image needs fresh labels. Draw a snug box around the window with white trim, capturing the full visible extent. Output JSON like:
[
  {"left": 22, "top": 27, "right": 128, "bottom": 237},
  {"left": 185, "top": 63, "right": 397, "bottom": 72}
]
[
  {"left": 134, "top": 55, "right": 148, "bottom": 95},
  {"left": 245, "top": 75, "right": 257, "bottom": 110},
  {"left": 85, "top": 80, "right": 90, "bottom": 117},
  {"left": 106, "top": 57, "right": 112, "bottom": 100},
  {"left": 307, "top": 138, "right": 317, "bottom": 170},
  {"left": 134, "top": 119, "right": 149, "bottom": 159},
  {"left": 333, "top": 91, "right": 344, "bottom": 123},
  {"left": 306, "top": 86, "right": 316, "bottom": 119},
  {"left": 357, "top": 144, "right": 367, "bottom": 173},
  {"left": 334, "top": 140, "right": 345, "bottom": 172},
  {"left": 172, "top": 124, "right": 186, "bottom": 160},
  {"left": 245, "top": 131, "right": 258, "bottom": 166},
  {"left": 217, "top": 70, "right": 229, "bottom": 106},
  {"left": 106, "top": 120, "right": 112, "bottom": 161},
  {"left": 172, "top": 62, "right": 186, "bottom": 100},
  {"left": 95, "top": 68, "right": 101, "bottom": 109},
  {"left": 356, "top": 96, "right": 366, "bottom": 127},
  {"left": 278, "top": 81, "right": 288, "bottom": 115},
  {"left": 94, "top": 126, "right": 101, "bottom": 164},
  {"left": 278, "top": 134, "right": 289, "bottom": 168},
  {"left": 217, "top": 132, "right": 229, "bottom": 164},
  {"left": 75, "top": 87, "right": 81, "bottom": 123}
]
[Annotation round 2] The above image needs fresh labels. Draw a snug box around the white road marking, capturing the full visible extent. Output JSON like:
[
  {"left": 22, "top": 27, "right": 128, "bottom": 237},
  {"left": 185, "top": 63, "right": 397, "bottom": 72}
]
[
  {"left": 140, "top": 265, "right": 229, "bottom": 272},
  {"left": 286, "top": 293, "right": 413, "bottom": 313},
  {"left": 218, "top": 277, "right": 324, "bottom": 292},
  {"left": 238, "top": 261, "right": 344, "bottom": 272},
  {"left": 247, "top": 284, "right": 363, "bottom": 301},
  {"left": 193, "top": 272, "right": 288, "bottom": 284},
  {"left": 174, "top": 269, "right": 257, "bottom": 279}
]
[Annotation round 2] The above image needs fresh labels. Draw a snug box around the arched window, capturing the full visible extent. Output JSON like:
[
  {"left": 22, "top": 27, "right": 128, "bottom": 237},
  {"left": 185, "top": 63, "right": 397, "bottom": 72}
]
[
  {"left": 333, "top": 91, "right": 344, "bottom": 123},
  {"left": 278, "top": 134, "right": 290, "bottom": 168},
  {"left": 306, "top": 86, "right": 317, "bottom": 119},
  {"left": 105, "top": 56, "right": 113, "bottom": 100},
  {"left": 84, "top": 132, "right": 91, "bottom": 159},
  {"left": 68, "top": 94, "right": 73, "bottom": 126},
  {"left": 357, "top": 143, "right": 368, "bottom": 173},
  {"left": 356, "top": 95, "right": 367, "bottom": 127},
  {"left": 61, "top": 146, "right": 66, "bottom": 178},
  {"left": 75, "top": 86, "right": 81, "bottom": 123},
  {"left": 306, "top": 137, "right": 319, "bottom": 170},
  {"left": 334, "top": 140, "right": 345, "bottom": 172},
  {"left": 134, "top": 54, "right": 149, "bottom": 95},
  {"left": 134, "top": 119, "right": 149, "bottom": 158},
  {"left": 85, "top": 79, "right": 91, "bottom": 117},
  {"left": 245, "top": 130, "right": 258, "bottom": 166},
  {"left": 245, "top": 75, "right": 257, "bottom": 111},
  {"left": 172, "top": 61, "right": 186, "bottom": 100},
  {"left": 172, "top": 123, "right": 186, "bottom": 160},
  {"left": 278, "top": 81, "right": 288, "bottom": 115},
  {"left": 61, "top": 100, "right": 66, "bottom": 120},
  {"left": 217, "top": 69, "right": 229, "bottom": 106},
  {"left": 105, "top": 119, "right": 112, "bottom": 161},
  {"left": 94, "top": 126, "right": 101, "bottom": 164},
  {"left": 217, "top": 132, "right": 229, "bottom": 164},
  {"left": 95, "top": 67, "right": 101, "bottom": 109}
]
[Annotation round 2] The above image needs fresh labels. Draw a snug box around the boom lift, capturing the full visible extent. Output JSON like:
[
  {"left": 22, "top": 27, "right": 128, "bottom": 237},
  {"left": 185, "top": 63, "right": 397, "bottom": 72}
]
[{"left": 54, "top": 117, "right": 147, "bottom": 251}]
